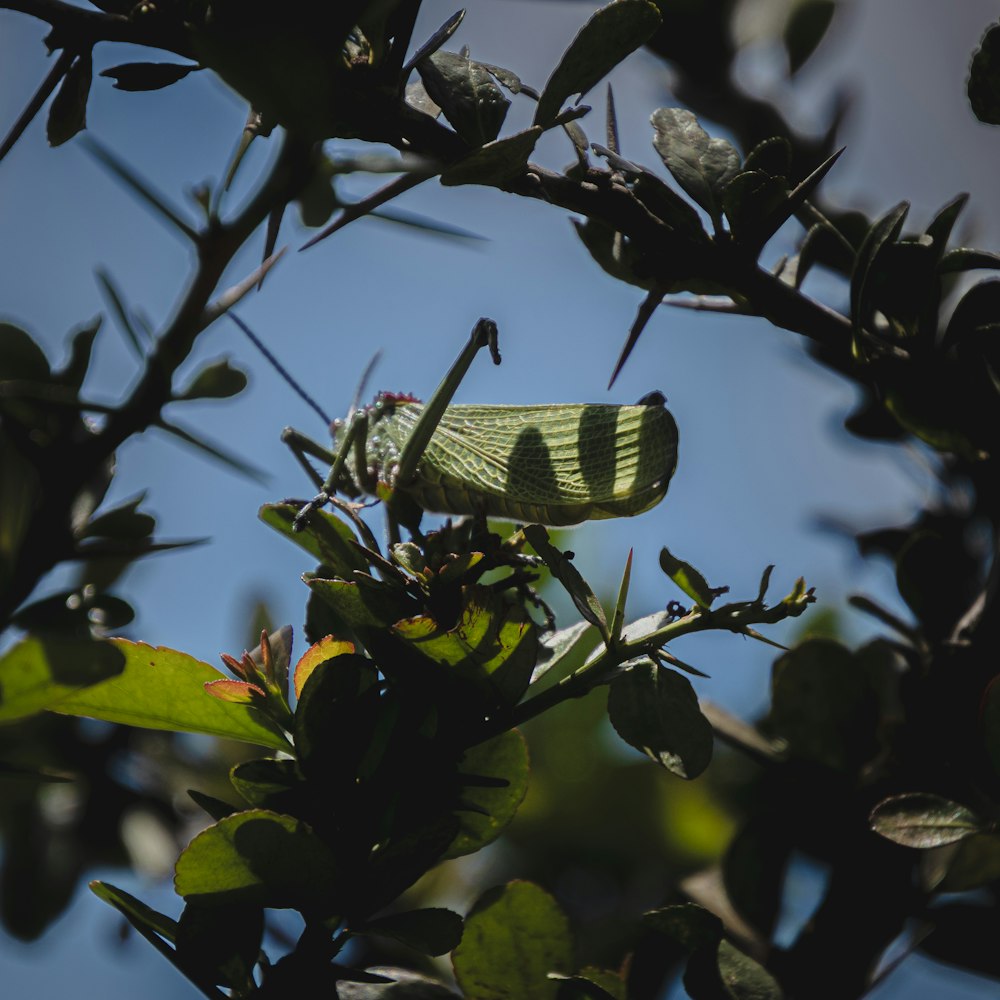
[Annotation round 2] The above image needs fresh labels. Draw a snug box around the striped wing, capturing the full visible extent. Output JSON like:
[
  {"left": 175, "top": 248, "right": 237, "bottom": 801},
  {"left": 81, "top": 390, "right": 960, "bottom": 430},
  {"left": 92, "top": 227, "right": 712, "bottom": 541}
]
[{"left": 380, "top": 400, "right": 678, "bottom": 525}]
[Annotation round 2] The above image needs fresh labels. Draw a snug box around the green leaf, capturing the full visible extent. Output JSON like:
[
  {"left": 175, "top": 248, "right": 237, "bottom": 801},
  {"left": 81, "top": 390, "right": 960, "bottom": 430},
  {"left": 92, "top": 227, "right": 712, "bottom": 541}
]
[
  {"left": 90, "top": 881, "right": 178, "bottom": 944},
  {"left": 530, "top": 620, "right": 594, "bottom": 686},
  {"left": 722, "top": 816, "right": 791, "bottom": 939},
  {"left": 534, "top": 0, "right": 661, "bottom": 126},
  {"left": 452, "top": 882, "right": 573, "bottom": 1000},
  {"left": 51, "top": 639, "right": 291, "bottom": 750},
  {"left": 870, "top": 793, "right": 988, "bottom": 849},
  {"left": 47, "top": 49, "right": 92, "bottom": 146},
  {"left": 441, "top": 126, "right": 543, "bottom": 187},
  {"left": 260, "top": 503, "right": 371, "bottom": 579},
  {"left": 392, "top": 587, "right": 538, "bottom": 706},
  {"left": 968, "top": 22, "right": 1000, "bottom": 125},
  {"left": 0, "top": 636, "right": 124, "bottom": 723},
  {"left": 99, "top": 61, "right": 200, "bottom": 92},
  {"left": 651, "top": 108, "right": 740, "bottom": 230},
  {"left": 523, "top": 525, "right": 608, "bottom": 642},
  {"left": 659, "top": 547, "right": 717, "bottom": 608},
  {"left": 361, "top": 908, "right": 464, "bottom": 956},
  {"left": 174, "top": 809, "right": 340, "bottom": 908},
  {"left": 783, "top": 0, "right": 835, "bottom": 75},
  {"left": 607, "top": 662, "right": 714, "bottom": 779},
  {"left": 417, "top": 50, "right": 510, "bottom": 146},
  {"left": 307, "top": 577, "right": 415, "bottom": 633},
  {"left": 444, "top": 730, "right": 530, "bottom": 860},
  {"left": 175, "top": 359, "right": 248, "bottom": 400}
]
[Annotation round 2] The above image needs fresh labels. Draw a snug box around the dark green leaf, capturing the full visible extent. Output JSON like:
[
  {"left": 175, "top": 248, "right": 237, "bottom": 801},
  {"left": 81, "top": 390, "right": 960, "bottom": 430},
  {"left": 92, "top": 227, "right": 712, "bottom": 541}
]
[
  {"left": 100, "top": 61, "right": 200, "bottom": 91},
  {"left": 175, "top": 901, "right": 262, "bottom": 990},
  {"left": 83, "top": 494, "right": 155, "bottom": 540},
  {"left": 452, "top": 882, "right": 573, "bottom": 999},
  {"left": 783, "top": 0, "right": 835, "bottom": 75},
  {"left": 444, "top": 730, "right": 529, "bottom": 860},
  {"left": 715, "top": 939, "right": 783, "bottom": 999},
  {"left": 644, "top": 903, "right": 722, "bottom": 951},
  {"left": 935, "top": 833, "right": 1000, "bottom": 892},
  {"left": 336, "top": 967, "right": 460, "bottom": 998},
  {"left": 659, "top": 547, "right": 717, "bottom": 608},
  {"left": 968, "top": 22, "right": 1000, "bottom": 125},
  {"left": 361, "top": 908, "right": 464, "bottom": 956},
  {"left": 175, "top": 359, "right": 248, "bottom": 400},
  {"left": 229, "top": 757, "right": 300, "bottom": 810},
  {"left": 722, "top": 816, "right": 791, "bottom": 939},
  {"left": 0, "top": 322, "right": 50, "bottom": 380},
  {"left": 47, "top": 49, "right": 92, "bottom": 146},
  {"left": 174, "top": 809, "right": 340, "bottom": 908},
  {"left": 90, "top": 881, "right": 178, "bottom": 944},
  {"left": 96, "top": 268, "right": 146, "bottom": 357},
  {"left": 607, "top": 662, "right": 713, "bottom": 779},
  {"left": 534, "top": 0, "right": 661, "bottom": 125},
  {"left": 57, "top": 318, "right": 101, "bottom": 389},
  {"left": 393, "top": 587, "right": 538, "bottom": 707},
  {"left": 293, "top": 651, "right": 378, "bottom": 781},
  {"left": 188, "top": 789, "right": 238, "bottom": 821},
  {"left": 404, "top": 9, "right": 467, "bottom": 73},
  {"left": 766, "top": 639, "right": 885, "bottom": 772},
  {"left": 441, "top": 126, "right": 543, "bottom": 187},
  {"left": 523, "top": 525, "right": 608, "bottom": 641},
  {"left": 870, "top": 793, "right": 987, "bottom": 848},
  {"left": 983, "top": 674, "right": 1000, "bottom": 780},
  {"left": 938, "top": 247, "right": 1000, "bottom": 275},
  {"left": 417, "top": 50, "right": 510, "bottom": 146},
  {"left": 722, "top": 171, "right": 789, "bottom": 248},
  {"left": 849, "top": 201, "right": 909, "bottom": 333},
  {"left": 158, "top": 418, "right": 267, "bottom": 481},
  {"left": 651, "top": 108, "right": 740, "bottom": 229},
  {"left": 742, "top": 137, "right": 791, "bottom": 180},
  {"left": 924, "top": 193, "right": 968, "bottom": 256}
]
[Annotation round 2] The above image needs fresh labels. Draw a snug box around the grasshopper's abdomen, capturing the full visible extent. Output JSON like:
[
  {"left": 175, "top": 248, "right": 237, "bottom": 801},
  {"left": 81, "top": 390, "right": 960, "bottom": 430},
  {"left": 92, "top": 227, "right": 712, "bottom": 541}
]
[{"left": 375, "top": 397, "right": 678, "bottom": 526}]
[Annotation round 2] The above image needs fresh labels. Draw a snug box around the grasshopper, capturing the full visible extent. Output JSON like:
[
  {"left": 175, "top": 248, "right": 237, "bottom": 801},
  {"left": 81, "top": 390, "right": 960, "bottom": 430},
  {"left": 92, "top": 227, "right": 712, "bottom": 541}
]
[{"left": 235, "top": 317, "right": 679, "bottom": 531}]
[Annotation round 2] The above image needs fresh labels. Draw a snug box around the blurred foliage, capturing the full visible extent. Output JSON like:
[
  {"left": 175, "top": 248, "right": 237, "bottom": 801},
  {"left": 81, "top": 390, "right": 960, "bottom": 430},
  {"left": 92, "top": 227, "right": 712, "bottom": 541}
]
[{"left": 3, "top": 1, "right": 1000, "bottom": 998}]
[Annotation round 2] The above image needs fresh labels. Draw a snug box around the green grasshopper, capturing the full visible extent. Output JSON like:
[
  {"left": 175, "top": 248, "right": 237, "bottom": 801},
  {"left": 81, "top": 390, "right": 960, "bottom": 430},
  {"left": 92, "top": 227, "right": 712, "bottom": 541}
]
[{"left": 234, "top": 317, "right": 679, "bottom": 531}]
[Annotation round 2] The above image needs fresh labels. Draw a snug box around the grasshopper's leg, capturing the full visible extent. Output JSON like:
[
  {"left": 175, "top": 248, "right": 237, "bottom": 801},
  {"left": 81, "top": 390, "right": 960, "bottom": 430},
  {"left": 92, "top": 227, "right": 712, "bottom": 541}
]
[
  {"left": 289, "top": 410, "right": 370, "bottom": 531},
  {"left": 394, "top": 317, "right": 501, "bottom": 486},
  {"left": 281, "top": 428, "right": 337, "bottom": 491}
]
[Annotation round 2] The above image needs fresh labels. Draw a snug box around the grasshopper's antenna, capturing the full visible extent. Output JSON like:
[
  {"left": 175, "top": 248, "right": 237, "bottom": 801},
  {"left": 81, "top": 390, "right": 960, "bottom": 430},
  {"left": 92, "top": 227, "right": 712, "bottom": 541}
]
[
  {"left": 349, "top": 351, "right": 382, "bottom": 419},
  {"left": 229, "top": 313, "right": 333, "bottom": 427}
]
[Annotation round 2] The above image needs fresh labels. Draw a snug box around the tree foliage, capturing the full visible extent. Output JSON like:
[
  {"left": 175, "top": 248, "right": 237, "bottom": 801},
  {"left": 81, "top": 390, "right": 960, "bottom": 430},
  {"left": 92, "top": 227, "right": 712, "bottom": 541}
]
[{"left": 3, "top": 1, "right": 1000, "bottom": 997}]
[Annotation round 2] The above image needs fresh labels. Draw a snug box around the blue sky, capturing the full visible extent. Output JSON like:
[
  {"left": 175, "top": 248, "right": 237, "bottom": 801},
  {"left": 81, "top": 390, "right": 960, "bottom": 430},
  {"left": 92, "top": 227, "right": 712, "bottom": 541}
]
[{"left": 3, "top": 1, "right": 1000, "bottom": 995}]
